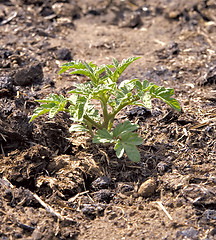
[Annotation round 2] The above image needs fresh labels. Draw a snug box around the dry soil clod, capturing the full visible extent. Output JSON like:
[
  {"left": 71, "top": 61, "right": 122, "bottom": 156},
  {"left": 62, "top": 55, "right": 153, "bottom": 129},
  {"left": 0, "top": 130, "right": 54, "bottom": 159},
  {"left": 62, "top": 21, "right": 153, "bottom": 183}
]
[{"left": 138, "top": 178, "right": 157, "bottom": 198}]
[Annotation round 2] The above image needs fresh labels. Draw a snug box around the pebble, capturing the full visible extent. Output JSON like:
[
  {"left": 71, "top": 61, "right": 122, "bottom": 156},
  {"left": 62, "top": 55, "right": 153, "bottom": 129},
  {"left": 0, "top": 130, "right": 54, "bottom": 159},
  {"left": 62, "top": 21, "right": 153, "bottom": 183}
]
[
  {"left": 203, "top": 209, "right": 216, "bottom": 221},
  {"left": 52, "top": 3, "right": 81, "bottom": 19},
  {"left": 55, "top": 48, "right": 72, "bottom": 61},
  {"left": 91, "top": 176, "right": 112, "bottom": 190},
  {"left": 119, "top": 12, "right": 142, "bottom": 28},
  {"left": 12, "top": 63, "right": 43, "bottom": 86},
  {"left": 210, "top": 228, "right": 216, "bottom": 236},
  {"left": 176, "top": 227, "right": 199, "bottom": 239},
  {"left": 3, "top": 189, "right": 13, "bottom": 202},
  {"left": 0, "top": 76, "right": 13, "bottom": 97},
  {"left": 138, "top": 178, "right": 156, "bottom": 197},
  {"left": 118, "top": 183, "right": 134, "bottom": 196},
  {"left": 81, "top": 204, "right": 106, "bottom": 218},
  {"left": 93, "top": 189, "right": 114, "bottom": 203},
  {"left": 168, "top": 11, "right": 180, "bottom": 19}
]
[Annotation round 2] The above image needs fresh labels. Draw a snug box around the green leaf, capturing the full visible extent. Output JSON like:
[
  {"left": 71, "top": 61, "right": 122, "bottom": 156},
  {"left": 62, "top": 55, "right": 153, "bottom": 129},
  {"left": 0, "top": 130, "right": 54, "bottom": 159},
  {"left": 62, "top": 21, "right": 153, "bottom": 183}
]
[
  {"left": 87, "top": 106, "right": 101, "bottom": 122},
  {"left": 142, "top": 79, "right": 153, "bottom": 90},
  {"left": 123, "top": 143, "right": 140, "bottom": 162},
  {"left": 118, "top": 79, "right": 137, "bottom": 94},
  {"left": 95, "top": 65, "right": 106, "bottom": 78},
  {"left": 84, "top": 62, "right": 94, "bottom": 73},
  {"left": 114, "top": 138, "right": 141, "bottom": 162},
  {"left": 150, "top": 86, "right": 181, "bottom": 111},
  {"left": 105, "top": 65, "right": 113, "bottom": 78},
  {"left": 112, "top": 121, "right": 142, "bottom": 161},
  {"left": 93, "top": 129, "right": 113, "bottom": 143},
  {"left": 69, "top": 69, "right": 93, "bottom": 78},
  {"left": 135, "top": 80, "right": 142, "bottom": 91},
  {"left": 112, "top": 57, "right": 140, "bottom": 82},
  {"left": 67, "top": 94, "right": 78, "bottom": 105},
  {"left": 91, "top": 84, "right": 113, "bottom": 98},
  {"left": 113, "top": 58, "right": 119, "bottom": 68},
  {"left": 59, "top": 60, "right": 86, "bottom": 74},
  {"left": 29, "top": 94, "right": 67, "bottom": 122},
  {"left": 114, "top": 140, "right": 124, "bottom": 158},
  {"left": 59, "top": 60, "right": 98, "bottom": 84},
  {"left": 140, "top": 92, "right": 152, "bottom": 109},
  {"left": 49, "top": 106, "right": 59, "bottom": 118},
  {"left": 119, "top": 57, "right": 140, "bottom": 74},
  {"left": 68, "top": 82, "right": 92, "bottom": 96},
  {"left": 69, "top": 124, "right": 88, "bottom": 132},
  {"left": 112, "top": 79, "right": 139, "bottom": 108},
  {"left": 29, "top": 105, "right": 52, "bottom": 122},
  {"left": 76, "top": 96, "right": 88, "bottom": 120},
  {"left": 120, "top": 132, "right": 143, "bottom": 145},
  {"left": 113, "top": 121, "right": 138, "bottom": 137}
]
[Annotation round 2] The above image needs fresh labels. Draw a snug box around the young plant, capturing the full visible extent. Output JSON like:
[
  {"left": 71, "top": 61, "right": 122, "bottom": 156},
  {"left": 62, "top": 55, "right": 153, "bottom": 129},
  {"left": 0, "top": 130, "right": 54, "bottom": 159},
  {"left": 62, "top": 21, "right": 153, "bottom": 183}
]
[{"left": 30, "top": 57, "right": 181, "bottom": 162}]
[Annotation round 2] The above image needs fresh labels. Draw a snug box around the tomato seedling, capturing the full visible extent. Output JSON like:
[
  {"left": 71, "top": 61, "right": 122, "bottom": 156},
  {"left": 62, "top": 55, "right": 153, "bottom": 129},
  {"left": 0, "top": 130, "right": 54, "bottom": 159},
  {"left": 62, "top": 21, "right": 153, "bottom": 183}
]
[{"left": 30, "top": 57, "right": 181, "bottom": 162}]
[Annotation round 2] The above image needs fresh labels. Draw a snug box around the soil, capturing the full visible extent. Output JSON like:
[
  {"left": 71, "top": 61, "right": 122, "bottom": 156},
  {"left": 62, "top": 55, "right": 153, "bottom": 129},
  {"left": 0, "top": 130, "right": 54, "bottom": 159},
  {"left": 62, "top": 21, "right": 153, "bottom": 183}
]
[{"left": 0, "top": 0, "right": 216, "bottom": 239}]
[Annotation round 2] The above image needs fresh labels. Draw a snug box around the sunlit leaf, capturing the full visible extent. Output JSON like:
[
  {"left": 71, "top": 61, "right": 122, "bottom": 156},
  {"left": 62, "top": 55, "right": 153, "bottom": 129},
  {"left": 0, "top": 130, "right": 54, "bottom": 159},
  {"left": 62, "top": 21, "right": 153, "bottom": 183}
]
[
  {"left": 113, "top": 121, "right": 138, "bottom": 137},
  {"left": 93, "top": 129, "right": 113, "bottom": 143},
  {"left": 150, "top": 86, "right": 181, "bottom": 111},
  {"left": 69, "top": 124, "right": 88, "bottom": 132},
  {"left": 114, "top": 140, "right": 124, "bottom": 158}
]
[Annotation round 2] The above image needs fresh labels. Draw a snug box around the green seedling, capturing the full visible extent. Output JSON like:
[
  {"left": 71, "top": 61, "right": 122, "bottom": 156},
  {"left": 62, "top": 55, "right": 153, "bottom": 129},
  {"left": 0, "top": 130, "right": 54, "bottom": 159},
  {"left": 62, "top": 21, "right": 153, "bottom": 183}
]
[{"left": 30, "top": 57, "right": 181, "bottom": 162}]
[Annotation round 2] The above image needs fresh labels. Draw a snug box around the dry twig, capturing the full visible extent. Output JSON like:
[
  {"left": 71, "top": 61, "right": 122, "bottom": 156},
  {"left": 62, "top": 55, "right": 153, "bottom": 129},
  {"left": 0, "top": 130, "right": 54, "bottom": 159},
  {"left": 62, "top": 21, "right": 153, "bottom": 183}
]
[{"left": 155, "top": 201, "right": 173, "bottom": 221}]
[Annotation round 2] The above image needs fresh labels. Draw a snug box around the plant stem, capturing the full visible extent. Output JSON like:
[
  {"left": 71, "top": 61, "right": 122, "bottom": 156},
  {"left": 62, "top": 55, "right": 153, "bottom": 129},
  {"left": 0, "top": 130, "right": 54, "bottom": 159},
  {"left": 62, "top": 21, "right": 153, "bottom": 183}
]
[
  {"left": 100, "top": 95, "right": 110, "bottom": 129},
  {"left": 84, "top": 120, "right": 94, "bottom": 137},
  {"left": 83, "top": 115, "right": 103, "bottom": 130},
  {"left": 114, "top": 96, "right": 140, "bottom": 117}
]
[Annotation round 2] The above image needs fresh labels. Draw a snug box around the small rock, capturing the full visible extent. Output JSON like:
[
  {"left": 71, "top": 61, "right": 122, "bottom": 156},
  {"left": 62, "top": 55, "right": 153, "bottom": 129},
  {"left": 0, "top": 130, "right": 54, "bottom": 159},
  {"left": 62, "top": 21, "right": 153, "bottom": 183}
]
[
  {"left": 126, "top": 106, "right": 151, "bottom": 121},
  {"left": 138, "top": 178, "right": 156, "bottom": 197},
  {"left": 167, "top": 11, "right": 180, "bottom": 19},
  {"left": 119, "top": 11, "right": 142, "bottom": 28},
  {"left": 31, "top": 228, "right": 43, "bottom": 240},
  {"left": 91, "top": 176, "right": 112, "bottom": 190},
  {"left": 3, "top": 189, "right": 13, "bottom": 201},
  {"left": 40, "top": 6, "right": 55, "bottom": 17},
  {"left": 118, "top": 183, "right": 134, "bottom": 196},
  {"left": 81, "top": 205, "right": 96, "bottom": 216},
  {"left": 176, "top": 227, "right": 199, "bottom": 239},
  {"left": 0, "top": 76, "right": 13, "bottom": 97},
  {"left": 81, "top": 204, "right": 106, "bottom": 219},
  {"left": 52, "top": 3, "right": 81, "bottom": 19},
  {"left": 12, "top": 63, "right": 43, "bottom": 86},
  {"left": 198, "top": 66, "right": 216, "bottom": 86},
  {"left": 55, "top": 48, "right": 72, "bottom": 61},
  {"left": 157, "top": 162, "right": 169, "bottom": 174},
  {"left": 210, "top": 228, "right": 216, "bottom": 236},
  {"left": 203, "top": 210, "right": 216, "bottom": 221},
  {"left": 93, "top": 189, "right": 114, "bottom": 203}
]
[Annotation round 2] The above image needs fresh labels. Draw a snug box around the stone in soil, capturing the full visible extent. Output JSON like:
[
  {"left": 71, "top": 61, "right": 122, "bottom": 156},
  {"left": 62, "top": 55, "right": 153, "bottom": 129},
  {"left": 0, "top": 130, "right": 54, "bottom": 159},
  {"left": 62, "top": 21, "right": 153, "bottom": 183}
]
[
  {"left": 117, "top": 182, "right": 134, "bottom": 196},
  {"left": 11, "top": 63, "right": 43, "bottom": 86},
  {"left": 55, "top": 48, "right": 72, "bottom": 61},
  {"left": 176, "top": 227, "right": 199, "bottom": 240},
  {"left": 81, "top": 203, "right": 106, "bottom": 219},
  {"left": 0, "top": 76, "right": 14, "bottom": 97},
  {"left": 91, "top": 176, "right": 112, "bottom": 190},
  {"left": 138, "top": 178, "right": 157, "bottom": 198},
  {"left": 93, "top": 189, "right": 114, "bottom": 203}
]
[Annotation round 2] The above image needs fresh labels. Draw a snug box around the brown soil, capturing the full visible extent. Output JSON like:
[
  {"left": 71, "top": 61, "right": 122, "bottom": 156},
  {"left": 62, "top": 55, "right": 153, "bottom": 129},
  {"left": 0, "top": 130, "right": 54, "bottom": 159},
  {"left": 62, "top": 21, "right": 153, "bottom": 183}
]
[{"left": 0, "top": 0, "right": 216, "bottom": 239}]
